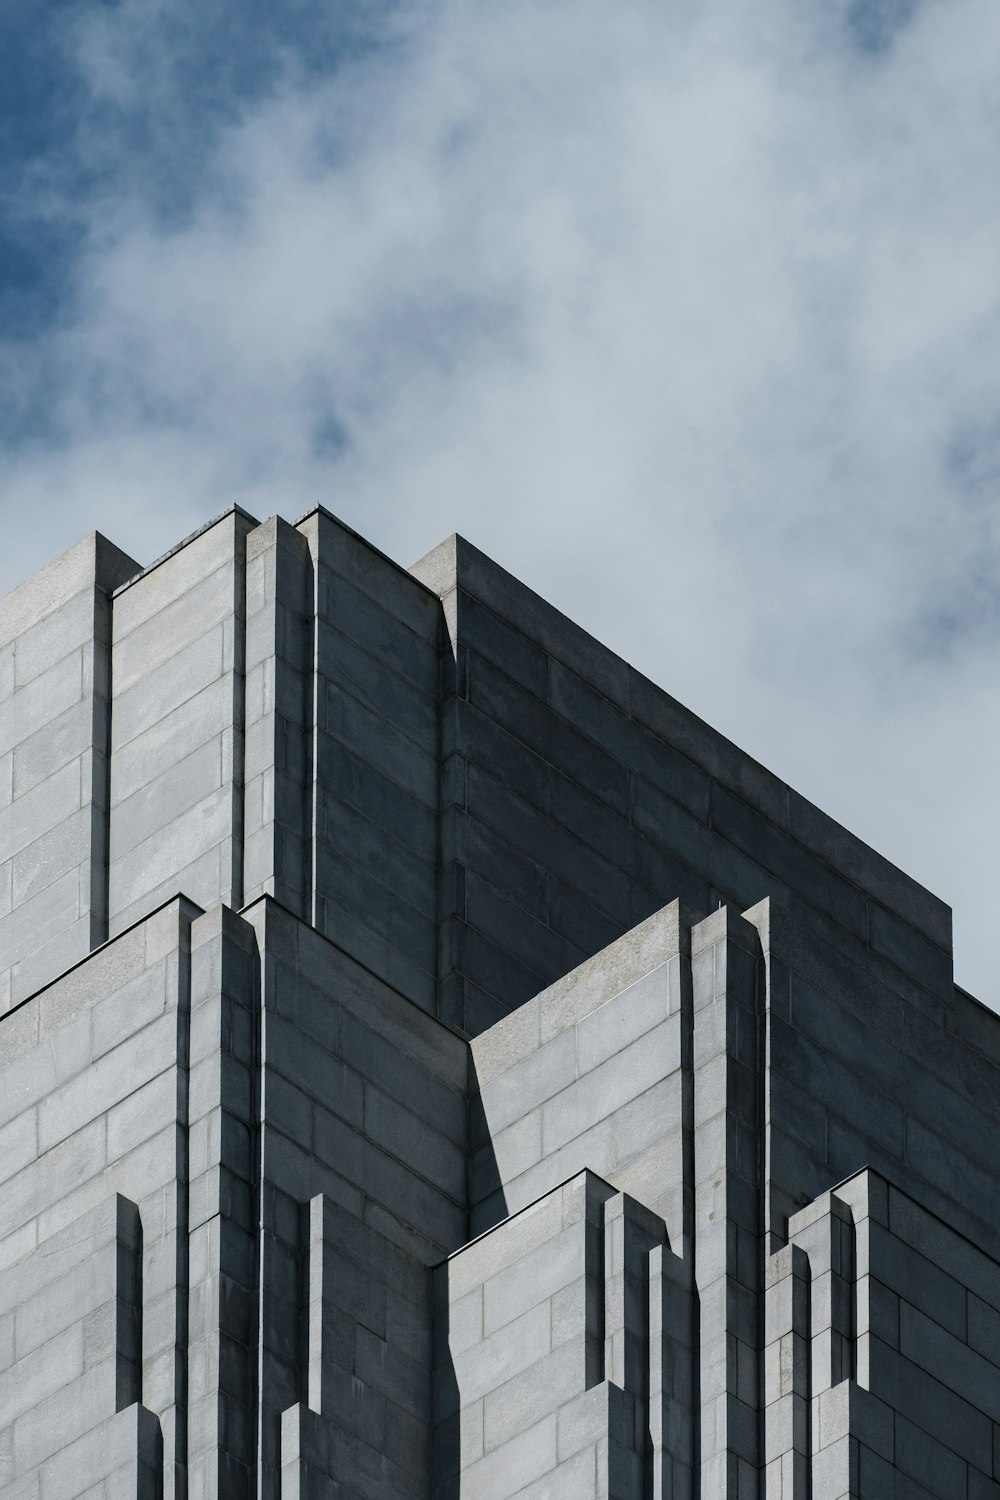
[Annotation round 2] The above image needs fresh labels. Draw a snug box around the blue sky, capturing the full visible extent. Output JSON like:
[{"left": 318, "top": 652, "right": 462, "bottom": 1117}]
[{"left": 1, "top": 0, "right": 999, "bottom": 1002}]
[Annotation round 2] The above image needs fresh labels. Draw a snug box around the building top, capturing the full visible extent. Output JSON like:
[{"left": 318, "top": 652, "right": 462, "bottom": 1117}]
[
  {"left": 2, "top": 503, "right": 999, "bottom": 1500},
  {"left": 0, "top": 502, "right": 962, "bottom": 1030}
]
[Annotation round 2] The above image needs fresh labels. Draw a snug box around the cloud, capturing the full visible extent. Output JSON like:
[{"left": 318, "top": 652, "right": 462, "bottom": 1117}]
[{"left": 1, "top": 0, "right": 998, "bottom": 1000}]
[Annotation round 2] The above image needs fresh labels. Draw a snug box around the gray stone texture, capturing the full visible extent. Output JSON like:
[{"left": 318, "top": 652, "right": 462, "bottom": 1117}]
[
  {"left": 109, "top": 510, "right": 255, "bottom": 935},
  {"left": 0, "top": 507, "right": 997, "bottom": 1500},
  {"left": 0, "top": 532, "right": 140, "bottom": 1011}
]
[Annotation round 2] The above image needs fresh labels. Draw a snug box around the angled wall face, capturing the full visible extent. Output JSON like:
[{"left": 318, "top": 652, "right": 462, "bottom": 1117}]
[
  {"left": 109, "top": 511, "right": 255, "bottom": 933},
  {"left": 0, "top": 508, "right": 997, "bottom": 1500},
  {"left": 410, "top": 534, "right": 952, "bottom": 1036},
  {"left": 468, "top": 903, "right": 689, "bottom": 1244},
  {"left": 750, "top": 896, "right": 1000, "bottom": 1264}
]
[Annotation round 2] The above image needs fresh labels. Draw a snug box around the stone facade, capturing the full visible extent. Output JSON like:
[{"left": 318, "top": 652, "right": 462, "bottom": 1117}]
[{"left": 0, "top": 505, "right": 997, "bottom": 1500}]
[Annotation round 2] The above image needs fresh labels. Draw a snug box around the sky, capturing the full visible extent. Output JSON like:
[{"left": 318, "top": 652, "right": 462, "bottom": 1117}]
[{"left": 0, "top": 0, "right": 998, "bottom": 1004}]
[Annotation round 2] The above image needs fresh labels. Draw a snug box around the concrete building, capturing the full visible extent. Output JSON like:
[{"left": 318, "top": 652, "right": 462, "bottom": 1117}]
[{"left": 0, "top": 505, "right": 997, "bottom": 1500}]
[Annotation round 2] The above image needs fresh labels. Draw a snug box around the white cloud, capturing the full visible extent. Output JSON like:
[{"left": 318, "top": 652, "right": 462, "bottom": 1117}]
[{"left": 2, "top": 0, "right": 999, "bottom": 999}]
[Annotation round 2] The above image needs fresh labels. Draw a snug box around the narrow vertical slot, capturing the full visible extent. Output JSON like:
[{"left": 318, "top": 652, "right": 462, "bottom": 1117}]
[{"left": 115, "top": 1195, "right": 143, "bottom": 1411}]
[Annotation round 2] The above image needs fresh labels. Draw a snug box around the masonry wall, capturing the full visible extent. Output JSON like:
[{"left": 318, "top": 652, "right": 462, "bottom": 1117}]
[
  {"left": 0, "top": 1196, "right": 160, "bottom": 1500},
  {"left": 0, "top": 533, "right": 139, "bottom": 1010},
  {"left": 0, "top": 508, "right": 998, "bottom": 1500},
  {"left": 184, "top": 896, "right": 468, "bottom": 1500},
  {"left": 765, "top": 1167, "right": 1000, "bottom": 1500},
  {"left": 752, "top": 895, "right": 1000, "bottom": 1263},
  {"left": 303, "top": 511, "right": 443, "bottom": 1013},
  {"left": 109, "top": 513, "right": 253, "bottom": 936},
  {"left": 433, "top": 1172, "right": 685, "bottom": 1500},
  {"left": 0, "top": 898, "right": 196, "bottom": 1496},
  {"left": 410, "top": 535, "right": 951, "bottom": 1036},
  {"left": 2, "top": 503, "right": 953, "bottom": 1032},
  {"left": 468, "top": 904, "right": 689, "bottom": 1243}
]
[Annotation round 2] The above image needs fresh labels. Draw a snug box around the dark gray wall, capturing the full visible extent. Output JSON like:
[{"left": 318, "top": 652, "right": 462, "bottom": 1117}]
[{"left": 412, "top": 534, "right": 951, "bottom": 1035}]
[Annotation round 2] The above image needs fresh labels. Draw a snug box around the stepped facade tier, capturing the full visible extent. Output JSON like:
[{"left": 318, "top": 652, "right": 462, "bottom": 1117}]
[{"left": 0, "top": 506, "right": 997, "bottom": 1500}]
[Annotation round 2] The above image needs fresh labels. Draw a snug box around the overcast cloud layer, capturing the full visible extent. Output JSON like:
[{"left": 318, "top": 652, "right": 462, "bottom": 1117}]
[{"left": 1, "top": 0, "right": 998, "bottom": 1002}]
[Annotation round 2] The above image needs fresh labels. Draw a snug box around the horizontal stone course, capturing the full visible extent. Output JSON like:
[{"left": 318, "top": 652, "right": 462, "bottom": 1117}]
[
  {"left": 307, "top": 507, "right": 442, "bottom": 644},
  {"left": 110, "top": 625, "right": 226, "bottom": 756},
  {"left": 113, "top": 559, "right": 235, "bottom": 692},
  {"left": 414, "top": 534, "right": 951, "bottom": 953}
]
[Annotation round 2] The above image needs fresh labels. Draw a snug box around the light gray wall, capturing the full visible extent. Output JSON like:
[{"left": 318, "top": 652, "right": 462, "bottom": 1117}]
[
  {"left": 109, "top": 510, "right": 255, "bottom": 933},
  {"left": 0, "top": 532, "right": 138, "bottom": 1011},
  {"left": 433, "top": 1172, "right": 687, "bottom": 1500},
  {"left": 0, "top": 897, "right": 198, "bottom": 1497},
  {"left": 469, "top": 903, "right": 688, "bottom": 1243}
]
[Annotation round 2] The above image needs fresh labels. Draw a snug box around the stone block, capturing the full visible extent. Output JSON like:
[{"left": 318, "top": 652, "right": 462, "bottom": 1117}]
[
  {"left": 464, "top": 871, "right": 582, "bottom": 983},
  {"left": 340, "top": 1012, "right": 466, "bottom": 1147},
  {"left": 712, "top": 783, "right": 867, "bottom": 940},
  {"left": 0, "top": 873, "right": 81, "bottom": 981},
  {"left": 868, "top": 902, "right": 952, "bottom": 998},
  {"left": 311, "top": 510, "right": 442, "bottom": 643},
  {"left": 502, "top": 1117, "right": 617, "bottom": 1224},
  {"left": 574, "top": 964, "right": 672, "bottom": 1074},
  {"left": 894, "top": 1413, "right": 968, "bottom": 1500},
  {"left": 481, "top": 1226, "right": 582, "bottom": 1338},
  {"left": 549, "top": 657, "right": 710, "bottom": 819},
  {"left": 453, "top": 810, "right": 548, "bottom": 918},
  {"left": 363, "top": 1086, "right": 465, "bottom": 1205},
  {"left": 318, "top": 622, "right": 437, "bottom": 743},
  {"left": 109, "top": 800, "right": 232, "bottom": 929},
  {"left": 0, "top": 761, "right": 82, "bottom": 866},
  {"left": 111, "top": 738, "right": 223, "bottom": 860},
  {"left": 898, "top": 1300, "right": 1000, "bottom": 1421},
  {"left": 448, "top": 699, "right": 550, "bottom": 810},
  {"left": 868, "top": 1223, "right": 968, "bottom": 1339},
  {"left": 482, "top": 1341, "right": 581, "bottom": 1455},
  {"left": 115, "top": 677, "right": 234, "bottom": 807},
  {"left": 111, "top": 626, "right": 225, "bottom": 757},
  {"left": 443, "top": 1191, "right": 566, "bottom": 1303},
  {"left": 11, "top": 698, "right": 93, "bottom": 801},
  {"left": 455, "top": 1410, "right": 557, "bottom": 1500},
  {"left": 316, "top": 729, "right": 437, "bottom": 845},
  {"left": 113, "top": 509, "right": 250, "bottom": 633},
  {"left": 469, "top": 656, "right": 630, "bottom": 817},
  {"left": 476, "top": 1029, "right": 576, "bottom": 1137},
  {"left": 115, "top": 562, "right": 235, "bottom": 696},
  {"left": 541, "top": 1020, "right": 680, "bottom": 1155},
  {"left": 319, "top": 680, "right": 437, "bottom": 807}
]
